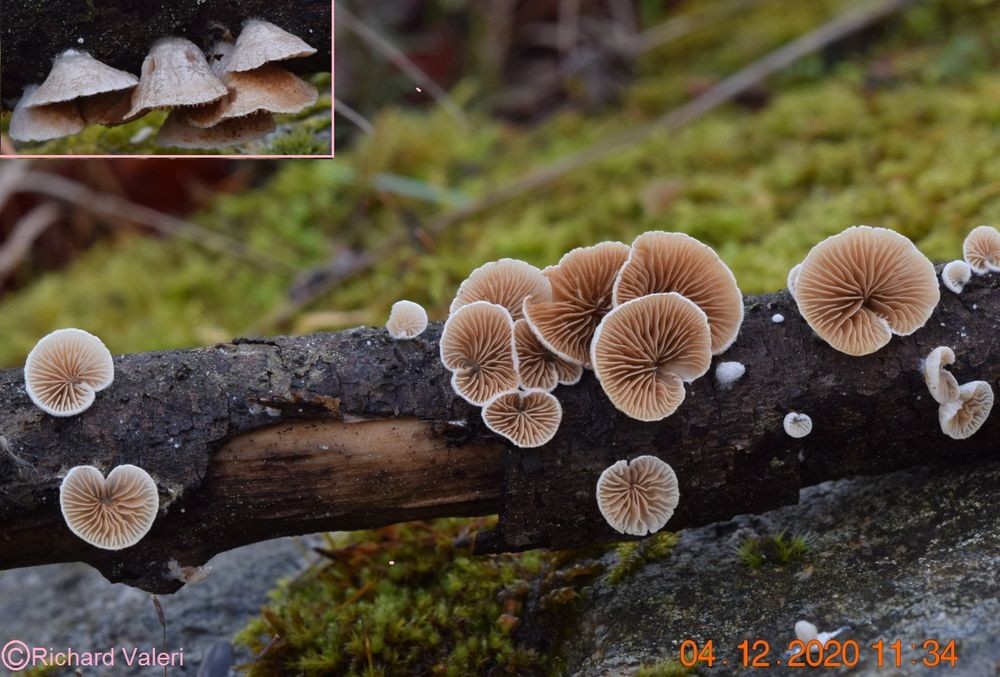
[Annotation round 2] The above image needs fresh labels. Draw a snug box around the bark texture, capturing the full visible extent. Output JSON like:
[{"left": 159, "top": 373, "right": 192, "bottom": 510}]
[
  {"left": 0, "top": 0, "right": 332, "bottom": 105},
  {"left": 0, "top": 269, "right": 997, "bottom": 593}
]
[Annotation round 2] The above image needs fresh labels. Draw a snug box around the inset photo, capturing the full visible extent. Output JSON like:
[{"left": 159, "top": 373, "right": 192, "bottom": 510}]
[{"left": 0, "top": 2, "right": 332, "bottom": 156}]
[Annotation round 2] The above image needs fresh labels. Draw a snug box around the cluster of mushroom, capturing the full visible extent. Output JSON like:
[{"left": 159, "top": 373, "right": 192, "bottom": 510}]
[
  {"left": 22, "top": 328, "right": 160, "bottom": 551},
  {"left": 10, "top": 19, "right": 318, "bottom": 150}
]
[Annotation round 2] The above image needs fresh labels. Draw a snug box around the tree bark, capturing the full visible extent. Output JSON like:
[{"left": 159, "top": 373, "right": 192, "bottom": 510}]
[
  {"left": 0, "top": 0, "right": 332, "bottom": 105},
  {"left": 0, "top": 268, "right": 997, "bottom": 593}
]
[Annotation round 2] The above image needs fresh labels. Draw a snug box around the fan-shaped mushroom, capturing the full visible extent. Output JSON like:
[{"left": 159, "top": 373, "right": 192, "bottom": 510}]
[
  {"left": 126, "top": 38, "right": 228, "bottom": 119},
  {"left": 10, "top": 85, "right": 85, "bottom": 142},
  {"left": 513, "top": 319, "right": 582, "bottom": 391},
  {"left": 939, "top": 380, "right": 994, "bottom": 440},
  {"left": 60, "top": 464, "right": 159, "bottom": 550},
  {"left": 591, "top": 292, "right": 712, "bottom": 421},
  {"left": 481, "top": 389, "right": 562, "bottom": 447},
  {"left": 613, "top": 231, "right": 744, "bottom": 354},
  {"left": 783, "top": 412, "right": 812, "bottom": 438},
  {"left": 25, "top": 49, "right": 139, "bottom": 127},
  {"left": 793, "top": 226, "right": 939, "bottom": 356},
  {"left": 386, "top": 300, "right": 428, "bottom": 339},
  {"left": 450, "top": 258, "right": 551, "bottom": 321},
  {"left": 923, "top": 346, "right": 959, "bottom": 404},
  {"left": 941, "top": 260, "right": 971, "bottom": 294},
  {"left": 596, "top": 455, "right": 680, "bottom": 536},
  {"left": 227, "top": 19, "right": 318, "bottom": 73},
  {"left": 523, "top": 241, "right": 630, "bottom": 366},
  {"left": 963, "top": 225, "right": 1000, "bottom": 274},
  {"left": 24, "top": 328, "right": 114, "bottom": 416},
  {"left": 439, "top": 301, "right": 518, "bottom": 405}
]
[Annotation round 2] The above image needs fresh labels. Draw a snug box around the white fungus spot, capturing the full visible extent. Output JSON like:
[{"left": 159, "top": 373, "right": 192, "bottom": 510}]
[
  {"left": 783, "top": 412, "right": 812, "bottom": 438},
  {"left": 772, "top": 313, "right": 785, "bottom": 323},
  {"left": 77, "top": 37, "right": 85, "bottom": 44},
  {"left": 714, "top": 361, "right": 746, "bottom": 389}
]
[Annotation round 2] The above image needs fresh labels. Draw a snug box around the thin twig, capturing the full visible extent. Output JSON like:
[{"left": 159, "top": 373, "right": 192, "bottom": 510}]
[
  {"left": 0, "top": 203, "right": 62, "bottom": 286},
  {"left": 336, "top": 3, "right": 468, "bottom": 127},
  {"left": 334, "top": 97, "right": 375, "bottom": 136}
]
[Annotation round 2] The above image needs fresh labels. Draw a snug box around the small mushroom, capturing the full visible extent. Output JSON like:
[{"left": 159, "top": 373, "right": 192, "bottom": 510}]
[
  {"left": 24, "top": 328, "right": 114, "bottom": 417},
  {"left": 596, "top": 455, "right": 680, "bottom": 536},
  {"left": 157, "top": 109, "right": 276, "bottom": 150},
  {"left": 226, "top": 19, "right": 318, "bottom": 73},
  {"left": 513, "top": 319, "right": 582, "bottom": 391},
  {"left": 523, "top": 241, "right": 630, "bottom": 366},
  {"left": 450, "top": 258, "right": 551, "bottom": 321},
  {"left": 939, "top": 380, "right": 994, "bottom": 440},
  {"left": 963, "top": 225, "right": 1000, "bottom": 274},
  {"left": 386, "top": 300, "right": 428, "bottom": 339},
  {"left": 787, "top": 263, "right": 802, "bottom": 300},
  {"left": 714, "top": 361, "right": 746, "bottom": 389},
  {"left": 923, "top": 346, "right": 959, "bottom": 404},
  {"left": 783, "top": 412, "right": 812, "bottom": 438},
  {"left": 9, "top": 85, "right": 85, "bottom": 142},
  {"left": 126, "top": 38, "right": 228, "bottom": 119},
  {"left": 60, "top": 464, "right": 159, "bottom": 550},
  {"left": 941, "top": 260, "right": 971, "bottom": 294},
  {"left": 613, "top": 231, "right": 744, "bottom": 354},
  {"left": 591, "top": 292, "right": 712, "bottom": 421},
  {"left": 439, "top": 301, "right": 519, "bottom": 405},
  {"left": 481, "top": 389, "right": 562, "bottom": 448},
  {"left": 793, "top": 226, "right": 939, "bottom": 356},
  {"left": 28, "top": 49, "right": 138, "bottom": 107}
]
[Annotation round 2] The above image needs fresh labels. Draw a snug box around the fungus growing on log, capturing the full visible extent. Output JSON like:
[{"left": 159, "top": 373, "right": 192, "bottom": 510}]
[
  {"left": 226, "top": 19, "right": 318, "bottom": 73},
  {"left": 941, "top": 260, "right": 971, "bottom": 294},
  {"left": 963, "top": 225, "right": 1000, "bottom": 274},
  {"left": 59, "top": 465, "right": 159, "bottom": 550},
  {"left": 513, "top": 319, "right": 582, "bottom": 391},
  {"left": 793, "top": 226, "right": 939, "bottom": 356},
  {"left": 23, "top": 49, "right": 138, "bottom": 127},
  {"left": 591, "top": 292, "right": 712, "bottom": 421},
  {"left": 613, "top": 231, "right": 744, "bottom": 354},
  {"left": 939, "top": 380, "right": 994, "bottom": 440},
  {"left": 450, "top": 258, "right": 551, "bottom": 321},
  {"left": 783, "top": 412, "right": 813, "bottom": 438},
  {"left": 9, "top": 86, "right": 85, "bottom": 142},
  {"left": 523, "top": 241, "right": 630, "bottom": 366},
  {"left": 126, "top": 38, "right": 228, "bottom": 119},
  {"left": 439, "top": 301, "right": 518, "bottom": 405},
  {"left": 481, "top": 389, "right": 562, "bottom": 448},
  {"left": 24, "top": 328, "right": 114, "bottom": 416},
  {"left": 596, "top": 455, "right": 680, "bottom": 536},
  {"left": 386, "top": 300, "right": 428, "bottom": 340},
  {"left": 923, "top": 346, "right": 959, "bottom": 404},
  {"left": 714, "top": 361, "right": 746, "bottom": 389}
]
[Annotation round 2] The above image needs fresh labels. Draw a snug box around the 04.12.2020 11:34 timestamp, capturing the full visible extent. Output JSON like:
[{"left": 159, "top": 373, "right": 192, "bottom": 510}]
[{"left": 678, "top": 638, "right": 959, "bottom": 669}]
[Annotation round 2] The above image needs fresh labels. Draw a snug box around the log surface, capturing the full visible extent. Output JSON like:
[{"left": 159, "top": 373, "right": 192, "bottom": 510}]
[
  {"left": 0, "top": 0, "right": 332, "bottom": 105},
  {"left": 0, "top": 269, "right": 997, "bottom": 593}
]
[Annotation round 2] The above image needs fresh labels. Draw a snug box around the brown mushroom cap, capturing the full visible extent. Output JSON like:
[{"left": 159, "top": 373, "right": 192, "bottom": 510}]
[
  {"left": 439, "top": 301, "right": 519, "bottom": 405},
  {"left": 126, "top": 38, "right": 228, "bottom": 119},
  {"left": 793, "top": 226, "right": 939, "bottom": 356},
  {"left": 386, "top": 300, "right": 428, "bottom": 339},
  {"left": 923, "top": 346, "right": 960, "bottom": 404},
  {"left": 450, "top": 258, "right": 551, "bottom": 321},
  {"left": 227, "top": 19, "right": 318, "bottom": 73},
  {"left": 9, "top": 86, "right": 85, "bottom": 142},
  {"left": 523, "top": 241, "right": 630, "bottom": 366},
  {"left": 24, "top": 328, "right": 114, "bottom": 417},
  {"left": 157, "top": 109, "right": 276, "bottom": 150},
  {"left": 27, "top": 50, "right": 138, "bottom": 107},
  {"left": 481, "top": 389, "right": 563, "bottom": 447},
  {"left": 963, "top": 225, "right": 1000, "bottom": 274},
  {"left": 613, "top": 231, "right": 744, "bottom": 354},
  {"left": 939, "top": 380, "right": 994, "bottom": 440},
  {"left": 590, "top": 292, "right": 712, "bottom": 421},
  {"left": 513, "top": 319, "right": 582, "bottom": 391},
  {"left": 59, "top": 464, "right": 159, "bottom": 550},
  {"left": 596, "top": 455, "right": 679, "bottom": 536}
]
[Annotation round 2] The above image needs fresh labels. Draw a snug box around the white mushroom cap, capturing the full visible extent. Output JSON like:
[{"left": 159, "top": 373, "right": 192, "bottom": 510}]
[
  {"left": 783, "top": 412, "right": 812, "bottom": 438},
  {"left": 481, "top": 389, "right": 563, "bottom": 448},
  {"left": 939, "top": 380, "right": 994, "bottom": 440},
  {"left": 386, "top": 300, "right": 428, "bottom": 339},
  {"left": 923, "top": 346, "right": 959, "bottom": 404},
  {"left": 226, "top": 19, "right": 318, "bottom": 73},
  {"left": 963, "top": 225, "right": 1000, "bottom": 274},
  {"left": 24, "top": 328, "right": 114, "bottom": 417},
  {"left": 513, "top": 319, "right": 582, "bottom": 391},
  {"left": 787, "top": 263, "right": 802, "bottom": 300},
  {"left": 450, "top": 258, "right": 551, "bottom": 321},
  {"left": 59, "top": 464, "right": 158, "bottom": 550},
  {"left": 793, "top": 226, "right": 939, "bottom": 356},
  {"left": 941, "top": 260, "right": 971, "bottom": 294},
  {"left": 439, "top": 301, "right": 519, "bottom": 405},
  {"left": 613, "top": 231, "right": 744, "bottom": 354},
  {"left": 714, "top": 361, "right": 746, "bottom": 389},
  {"left": 126, "top": 38, "right": 228, "bottom": 119},
  {"left": 9, "top": 86, "right": 86, "bottom": 142},
  {"left": 156, "top": 109, "right": 276, "bottom": 150},
  {"left": 596, "top": 455, "right": 680, "bottom": 536},
  {"left": 27, "top": 49, "right": 138, "bottom": 107},
  {"left": 591, "top": 292, "right": 712, "bottom": 422}
]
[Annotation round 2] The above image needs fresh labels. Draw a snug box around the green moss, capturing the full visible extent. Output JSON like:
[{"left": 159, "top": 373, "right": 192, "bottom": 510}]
[
  {"left": 607, "top": 532, "right": 680, "bottom": 584},
  {"left": 635, "top": 660, "right": 696, "bottom": 677},
  {"left": 738, "top": 531, "right": 809, "bottom": 570}
]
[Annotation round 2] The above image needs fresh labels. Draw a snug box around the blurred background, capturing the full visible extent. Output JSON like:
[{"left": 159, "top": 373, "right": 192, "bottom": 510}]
[{"left": 0, "top": 0, "right": 999, "bottom": 674}]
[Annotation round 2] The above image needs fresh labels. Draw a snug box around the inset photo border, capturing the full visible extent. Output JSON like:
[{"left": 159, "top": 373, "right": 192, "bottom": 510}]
[{"left": 0, "top": 1, "right": 333, "bottom": 157}]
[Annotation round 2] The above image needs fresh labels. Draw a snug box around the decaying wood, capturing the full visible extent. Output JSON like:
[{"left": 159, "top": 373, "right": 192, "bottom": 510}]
[{"left": 0, "top": 268, "right": 997, "bottom": 593}]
